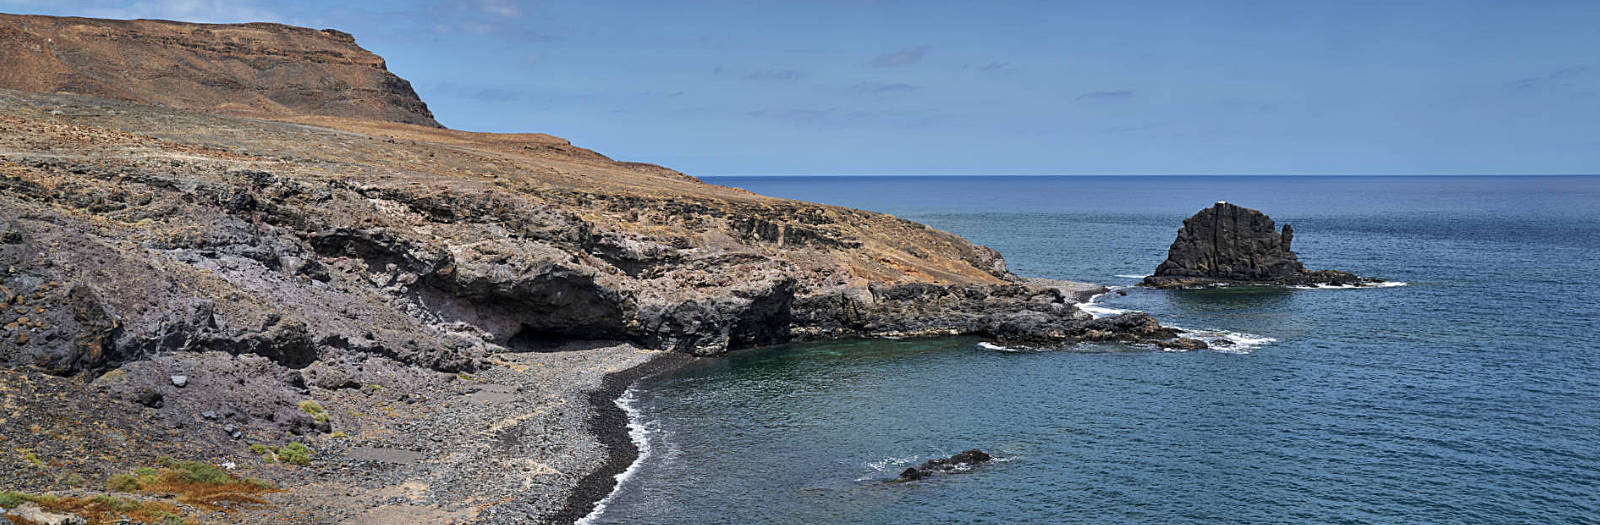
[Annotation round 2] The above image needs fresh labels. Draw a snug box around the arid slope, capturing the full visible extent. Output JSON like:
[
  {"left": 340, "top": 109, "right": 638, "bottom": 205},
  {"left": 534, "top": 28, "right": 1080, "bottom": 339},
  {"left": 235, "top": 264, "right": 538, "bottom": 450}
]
[{"left": 0, "top": 13, "right": 440, "bottom": 127}]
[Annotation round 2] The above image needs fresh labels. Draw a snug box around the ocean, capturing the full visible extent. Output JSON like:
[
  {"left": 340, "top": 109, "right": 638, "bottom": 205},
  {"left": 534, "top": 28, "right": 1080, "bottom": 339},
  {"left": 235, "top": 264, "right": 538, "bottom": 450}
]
[{"left": 582, "top": 176, "right": 1600, "bottom": 524}]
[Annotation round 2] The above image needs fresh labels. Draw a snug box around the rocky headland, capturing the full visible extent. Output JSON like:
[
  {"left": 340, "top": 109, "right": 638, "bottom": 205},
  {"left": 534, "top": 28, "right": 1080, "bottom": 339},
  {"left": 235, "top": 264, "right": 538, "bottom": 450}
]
[
  {"left": 1142, "top": 202, "right": 1378, "bottom": 289},
  {"left": 0, "top": 13, "right": 1201, "bottom": 524}
]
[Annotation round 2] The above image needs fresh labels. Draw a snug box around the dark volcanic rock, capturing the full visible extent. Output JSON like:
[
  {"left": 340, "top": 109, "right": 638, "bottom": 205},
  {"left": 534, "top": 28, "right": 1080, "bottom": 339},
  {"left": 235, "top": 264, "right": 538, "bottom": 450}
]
[
  {"left": 896, "top": 449, "right": 994, "bottom": 482},
  {"left": 791, "top": 280, "right": 1207, "bottom": 350},
  {"left": 1143, "top": 202, "right": 1376, "bottom": 288}
]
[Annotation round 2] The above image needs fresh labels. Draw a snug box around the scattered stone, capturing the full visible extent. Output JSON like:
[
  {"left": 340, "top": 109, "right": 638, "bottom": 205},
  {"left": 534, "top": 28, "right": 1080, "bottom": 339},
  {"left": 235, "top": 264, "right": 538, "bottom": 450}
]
[
  {"left": 170, "top": 375, "right": 188, "bottom": 387},
  {"left": 202, "top": 410, "right": 218, "bottom": 420}
]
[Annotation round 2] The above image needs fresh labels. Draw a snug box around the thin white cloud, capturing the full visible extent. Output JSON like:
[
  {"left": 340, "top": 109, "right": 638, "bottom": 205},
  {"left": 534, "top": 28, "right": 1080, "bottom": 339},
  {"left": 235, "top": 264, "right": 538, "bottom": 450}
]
[{"left": 871, "top": 45, "right": 931, "bottom": 68}]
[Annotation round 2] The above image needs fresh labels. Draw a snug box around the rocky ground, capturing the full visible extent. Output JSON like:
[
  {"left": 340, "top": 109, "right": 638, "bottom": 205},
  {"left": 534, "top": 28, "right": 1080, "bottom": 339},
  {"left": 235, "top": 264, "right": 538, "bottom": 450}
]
[
  {"left": 3, "top": 342, "right": 665, "bottom": 525},
  {"left": 0, "top": 15, "right": 1206, "bottom": 524}
]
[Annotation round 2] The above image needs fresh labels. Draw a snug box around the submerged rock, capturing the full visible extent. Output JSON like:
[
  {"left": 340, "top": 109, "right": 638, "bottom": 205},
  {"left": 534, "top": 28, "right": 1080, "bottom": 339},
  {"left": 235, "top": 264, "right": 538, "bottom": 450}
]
[
  {"left": 1143, "top": 202, "right": 1377, "bottom": 289},
  {"left": 896, "top": 449, "right": 994, "bottom": 482}
]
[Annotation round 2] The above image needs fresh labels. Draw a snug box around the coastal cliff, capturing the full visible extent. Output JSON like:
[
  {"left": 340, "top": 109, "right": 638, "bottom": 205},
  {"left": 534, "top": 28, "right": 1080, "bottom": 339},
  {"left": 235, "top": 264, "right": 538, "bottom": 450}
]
[{"left": 0, "top": 14, "right": 1197, "bottom": 524}]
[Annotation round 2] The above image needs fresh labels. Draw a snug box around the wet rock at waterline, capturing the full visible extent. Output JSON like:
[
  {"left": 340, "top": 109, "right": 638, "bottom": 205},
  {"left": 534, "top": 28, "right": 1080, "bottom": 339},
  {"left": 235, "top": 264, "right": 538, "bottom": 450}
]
[{"left": 896, "top": 449, "right": 994, "bottom": 482}]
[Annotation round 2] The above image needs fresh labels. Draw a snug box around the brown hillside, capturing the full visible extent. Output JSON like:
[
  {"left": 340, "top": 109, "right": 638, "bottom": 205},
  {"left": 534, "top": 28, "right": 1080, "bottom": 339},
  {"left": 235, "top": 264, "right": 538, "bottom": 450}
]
[{"left": 0, "top": 13, "right": 440, "bottom": 127}]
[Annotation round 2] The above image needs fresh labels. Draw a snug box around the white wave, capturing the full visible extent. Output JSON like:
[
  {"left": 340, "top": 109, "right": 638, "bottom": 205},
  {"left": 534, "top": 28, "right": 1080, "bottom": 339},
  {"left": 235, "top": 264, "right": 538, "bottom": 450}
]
[
  {"left": 1077, "top": 302, "right": 1129, "bottom": 318},
  {"left": 976, "top": 341, "right": 1019, "bottom": 352},
  {"left": 1170, "top": 326, "right": 1277, "bottom": 354},
  {"left": 1079, "top": 287, "right": 1132, "bottom": 319},
  {"left": 1113, "top": 274, "right": 1150, "bottom": 279},
  {"left": 867, "top": 455, "right": 920, "bottom": 472},
  {"left": 1290, "top": 281, "right": 1409, "bottom": 290},
  {"left": 575, "top": 388, "right": 651, "bottom": 525}
]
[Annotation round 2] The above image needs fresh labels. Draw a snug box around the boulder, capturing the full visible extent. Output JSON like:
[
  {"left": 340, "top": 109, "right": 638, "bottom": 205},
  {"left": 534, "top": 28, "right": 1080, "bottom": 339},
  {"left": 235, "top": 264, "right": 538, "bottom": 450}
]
[{"left": 6, "top": 502, "right": 86, "bottom": 525}]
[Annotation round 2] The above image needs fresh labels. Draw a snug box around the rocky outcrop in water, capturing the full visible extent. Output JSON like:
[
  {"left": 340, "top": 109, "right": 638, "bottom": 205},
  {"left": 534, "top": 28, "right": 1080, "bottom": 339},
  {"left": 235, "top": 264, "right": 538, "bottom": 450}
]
[
  {"left": 896, "top": 449, "right": 993, "bottom": 482},
  {"left": 1142, "top": 202, "right": 1376, "bottom": 288}
]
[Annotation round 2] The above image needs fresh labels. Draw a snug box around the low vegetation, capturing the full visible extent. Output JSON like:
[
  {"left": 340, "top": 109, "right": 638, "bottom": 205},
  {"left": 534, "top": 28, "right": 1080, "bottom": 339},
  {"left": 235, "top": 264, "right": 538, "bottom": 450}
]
[
  {"left": 248, "top": 441, "right": 313, "bottom": 466},
  {"left": 104, "top": 457, "right": 280, "bottom": 512},
  {"left": 299, "top": 399, "right": 331, "bottom": 424},
  {"left": 0, "top": 488, "right": 184, "bottom": 524}
]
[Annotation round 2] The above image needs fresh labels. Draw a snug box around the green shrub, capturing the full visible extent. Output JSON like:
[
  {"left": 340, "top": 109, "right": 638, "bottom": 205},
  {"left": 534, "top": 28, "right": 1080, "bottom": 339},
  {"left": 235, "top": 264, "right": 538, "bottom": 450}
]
[
  {"left": 279, "top": 442, "right": 311, "bottom": 467},
  {"left": 91, "top": 494, "right": 141, "bottom": 512},
  {"left": 157, "top": 456, "right": 178, "bottom": 469},
  {"left": 243, "top": 477, "right": 277, "bottom": 490},
  {"left": 108, "top": 473, "right": 141, "bottom": 492},
  {"left": 297, "top": 400, "right": 324, "bottom": 416},
  {"left": 172, "top": 460, "right": 232, "bottom": 485},
  {"left": 248, "top": 444, "right": 269, "bottom": 456},
  {"left": 64, "top": 473, "right": 85, "bottom": 487},
  {"left": 134, "top": 467, "right": 161, "bottom": 484},
  {"left": 0, "top": 491, "right": 33, "bottom": 509}
]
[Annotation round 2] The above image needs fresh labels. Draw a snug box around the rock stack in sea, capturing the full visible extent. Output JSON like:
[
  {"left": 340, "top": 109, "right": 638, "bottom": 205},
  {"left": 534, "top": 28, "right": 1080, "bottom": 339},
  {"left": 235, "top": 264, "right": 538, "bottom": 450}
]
[{"left": 1142, "top": 202, "right": 1377, "bottom": 288}]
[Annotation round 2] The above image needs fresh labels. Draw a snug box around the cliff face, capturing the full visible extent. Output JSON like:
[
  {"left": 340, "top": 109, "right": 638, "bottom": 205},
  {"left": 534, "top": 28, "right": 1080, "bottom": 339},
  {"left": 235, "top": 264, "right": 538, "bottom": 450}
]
[
  {"left": 0, "top": 15, "right": 1206, "bottom": 523},
  {"left": 0, "top": 14, "right": 440, "bottom": 127},
  {"left": 1144, "top": 202, "right": 1370, "bottom": 288}
]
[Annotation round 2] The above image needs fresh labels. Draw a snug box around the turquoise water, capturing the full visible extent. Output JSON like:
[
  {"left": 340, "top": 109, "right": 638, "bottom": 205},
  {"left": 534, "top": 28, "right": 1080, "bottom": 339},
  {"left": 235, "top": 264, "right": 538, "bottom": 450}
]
[{"left": 586, "top": 176, "right": 1600, "bottom": 524}]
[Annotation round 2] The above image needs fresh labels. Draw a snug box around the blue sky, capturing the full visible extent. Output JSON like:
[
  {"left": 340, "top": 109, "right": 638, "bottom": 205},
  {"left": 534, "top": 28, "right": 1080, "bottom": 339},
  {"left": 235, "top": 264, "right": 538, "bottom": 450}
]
[{"left": 4, "top": 1, "right": 1599, "bottom": 175}]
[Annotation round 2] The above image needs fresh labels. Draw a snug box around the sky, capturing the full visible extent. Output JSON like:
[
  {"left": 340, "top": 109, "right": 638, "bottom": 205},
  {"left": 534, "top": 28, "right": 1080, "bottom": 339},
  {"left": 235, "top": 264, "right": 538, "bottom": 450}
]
[{"left": 3, "top": 0, "right": 1599, "bottom": 176}]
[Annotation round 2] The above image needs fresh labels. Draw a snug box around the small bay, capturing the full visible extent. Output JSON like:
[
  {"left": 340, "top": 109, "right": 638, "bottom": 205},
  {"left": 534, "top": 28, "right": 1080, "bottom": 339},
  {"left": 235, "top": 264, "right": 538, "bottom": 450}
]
[{"left": 589, "top": 175, "right": 1600, "bottom": 524}]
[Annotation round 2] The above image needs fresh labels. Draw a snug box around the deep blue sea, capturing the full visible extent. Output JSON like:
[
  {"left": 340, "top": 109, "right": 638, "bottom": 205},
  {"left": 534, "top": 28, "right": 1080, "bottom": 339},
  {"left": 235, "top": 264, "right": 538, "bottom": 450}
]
[{"left": 584, "top": 176, "right": 1600, "bottom": 524}]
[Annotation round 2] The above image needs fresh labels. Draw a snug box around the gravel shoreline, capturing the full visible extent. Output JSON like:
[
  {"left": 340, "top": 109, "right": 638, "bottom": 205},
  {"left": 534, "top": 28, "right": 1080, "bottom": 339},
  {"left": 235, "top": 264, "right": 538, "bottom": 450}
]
[{"left": 545, "top": 351, "right": 695, "bottom": 525}]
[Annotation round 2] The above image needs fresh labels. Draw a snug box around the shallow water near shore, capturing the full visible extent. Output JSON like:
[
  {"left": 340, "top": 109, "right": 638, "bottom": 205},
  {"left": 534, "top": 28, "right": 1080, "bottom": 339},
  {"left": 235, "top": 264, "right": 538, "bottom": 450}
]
[{"left": 586, "top": 176, "right": 1600, "bottom": 524}]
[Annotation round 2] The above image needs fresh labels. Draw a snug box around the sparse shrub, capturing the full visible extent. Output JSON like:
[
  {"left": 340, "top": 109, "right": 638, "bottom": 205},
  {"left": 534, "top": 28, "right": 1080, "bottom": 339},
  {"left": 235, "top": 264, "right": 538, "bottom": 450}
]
[
  {"left": 297, "top": 400, "right": 324, "bottom": 416},
  {"left": 108, "top": 473, "right": 141, "bottom": 492},
  {"left": 279, "top": 442, "right": 311, "bottom": 466},
  {"left": 157, "top": 456, "right": 178, "bottom": 469},
  {"left": 65, "top": 473, "right": 85, "bottom": 487},
  {"left": 243, "top": 477, "right": 277, "bottom": 490},
  {"left": 91, "top": 494, "right": 141, "bottom": 512},
  {"left": 327, "top": 431, "right": 347, "bottom": 439},
  {"left": 19, "top": 449, "right": 44, "bottom": 467},
  {"left": 249, "top": 443, "right": 269, "bottom": 456}
]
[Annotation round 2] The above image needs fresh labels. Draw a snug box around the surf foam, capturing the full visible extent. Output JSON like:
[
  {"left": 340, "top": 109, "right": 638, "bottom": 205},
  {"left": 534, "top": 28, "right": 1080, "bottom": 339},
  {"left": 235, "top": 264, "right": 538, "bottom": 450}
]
[{"left": 1291, "top": 281, "right": 1409, "bottom": 290}]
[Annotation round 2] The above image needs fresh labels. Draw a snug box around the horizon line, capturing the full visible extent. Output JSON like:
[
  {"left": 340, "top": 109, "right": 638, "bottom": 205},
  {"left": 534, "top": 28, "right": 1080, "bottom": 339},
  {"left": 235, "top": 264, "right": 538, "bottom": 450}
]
[{"left": 699, "top": 173, "right": 1600, "bottom": 178}]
